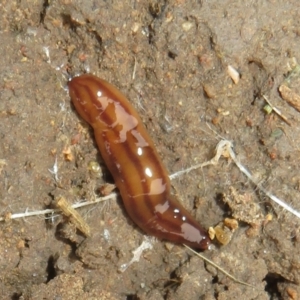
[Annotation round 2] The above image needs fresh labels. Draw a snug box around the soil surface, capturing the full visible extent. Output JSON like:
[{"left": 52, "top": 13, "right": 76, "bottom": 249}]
[{"left": 1, "top": 1, "right": 300, "bottom": 299}]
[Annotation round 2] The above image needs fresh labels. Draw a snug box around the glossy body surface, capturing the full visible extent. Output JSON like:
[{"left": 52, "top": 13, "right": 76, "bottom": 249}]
[{"left": 68, "top": 74, "right": 211, "bottom": 250}]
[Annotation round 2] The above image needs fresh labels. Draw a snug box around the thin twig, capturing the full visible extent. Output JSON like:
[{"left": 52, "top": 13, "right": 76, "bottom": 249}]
[
  {"left": 171, "top": 139, "right": 300, "bottom": 220},
  {"left": 225, "top": 141, "right": 300, "bottom": 218},
  {"left": 262, "top": 94, "right": 291, "bottom": 126},
  {"left": 0, "top": 194, "right": 117, "bottom": 222},
  {"left": 184, "top": 245, "right": 254, "bottom": 288}
]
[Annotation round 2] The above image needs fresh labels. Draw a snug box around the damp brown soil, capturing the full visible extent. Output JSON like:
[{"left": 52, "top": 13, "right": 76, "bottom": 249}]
[{"left": 1, "top": 1, "right": 300, "bottom": 299}]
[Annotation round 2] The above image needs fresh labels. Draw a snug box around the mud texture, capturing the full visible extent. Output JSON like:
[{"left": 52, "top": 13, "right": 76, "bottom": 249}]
[{"left": 1, "top": 1, "right": 300, "bottom": 299}]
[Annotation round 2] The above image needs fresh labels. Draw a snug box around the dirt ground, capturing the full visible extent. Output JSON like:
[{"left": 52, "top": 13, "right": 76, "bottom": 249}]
[{"left": 1, "top": 0, "right": 300, "bottom": 299}]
